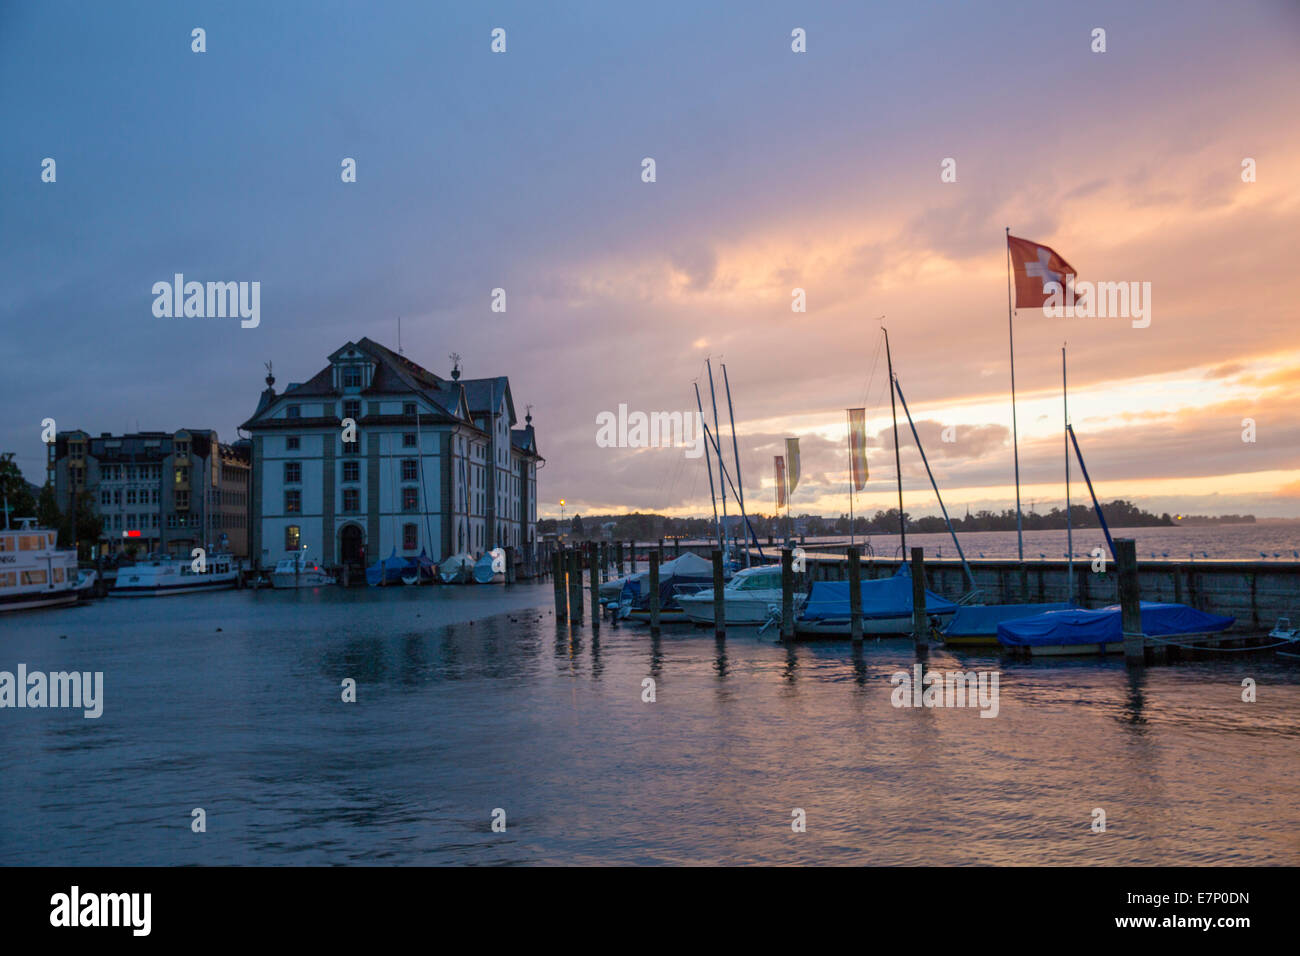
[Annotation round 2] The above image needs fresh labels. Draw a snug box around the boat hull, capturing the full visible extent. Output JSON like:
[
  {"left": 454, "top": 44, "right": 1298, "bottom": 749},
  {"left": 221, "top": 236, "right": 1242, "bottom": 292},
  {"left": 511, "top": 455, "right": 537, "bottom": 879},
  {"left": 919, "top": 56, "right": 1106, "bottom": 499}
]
[
  {"left": 677, "top": 592, "right": 804, "bottom": 625},
  {"left": 796, "top": 610, "right": 956, "bottom": 638},
  {"left": 0, "top": 590, "right": 80, "bottom": 612},
  {"left": 271, "top": 572, "right": 334, "bottom": 589},
  {"left": 111, "top": 577, "right": 238, "bottom": 597}
]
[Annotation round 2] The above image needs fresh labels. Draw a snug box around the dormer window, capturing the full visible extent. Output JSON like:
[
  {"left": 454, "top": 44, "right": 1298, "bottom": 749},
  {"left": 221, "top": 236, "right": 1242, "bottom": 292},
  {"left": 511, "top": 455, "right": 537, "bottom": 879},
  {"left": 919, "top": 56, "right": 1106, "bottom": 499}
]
[{"left": 342, "top": 366, "right": 362, "bottom": 388}]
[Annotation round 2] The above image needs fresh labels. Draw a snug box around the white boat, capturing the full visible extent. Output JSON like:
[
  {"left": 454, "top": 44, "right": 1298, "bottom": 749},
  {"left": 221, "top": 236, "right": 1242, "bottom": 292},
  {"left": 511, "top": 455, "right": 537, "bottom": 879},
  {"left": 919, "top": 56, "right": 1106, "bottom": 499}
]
[
  {"left": 1269, "top": 617, "right": 1298, "bottom": 641},
  {"left": 111, "top": 552, "right": 239, "bottom": 596},
  {"left": 270, "top": 550, "right": 335, "bottom": 589},
  {"left": 438, "top": 553, "right": 474, "bottom": 584},
  {"left": 0, "top": 518, "right": 81, "bottom": 612},
  {"left": 677, "top": 564, "right": 806, "bottom": 625}
]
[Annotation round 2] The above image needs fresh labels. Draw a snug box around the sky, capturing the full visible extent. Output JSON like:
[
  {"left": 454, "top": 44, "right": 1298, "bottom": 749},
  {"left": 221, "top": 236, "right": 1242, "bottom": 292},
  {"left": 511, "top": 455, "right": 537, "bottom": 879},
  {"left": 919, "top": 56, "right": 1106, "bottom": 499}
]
[{"left": 3, "top": 0, "right": 1298, "bottom": 521}]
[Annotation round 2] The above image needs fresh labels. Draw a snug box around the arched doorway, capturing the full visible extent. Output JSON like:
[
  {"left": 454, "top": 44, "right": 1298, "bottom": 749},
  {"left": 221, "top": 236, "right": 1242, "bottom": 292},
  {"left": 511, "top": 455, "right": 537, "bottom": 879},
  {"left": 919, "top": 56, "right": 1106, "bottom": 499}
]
[{"left": 339, "top": 524, "right": 364, "bottom": 565}]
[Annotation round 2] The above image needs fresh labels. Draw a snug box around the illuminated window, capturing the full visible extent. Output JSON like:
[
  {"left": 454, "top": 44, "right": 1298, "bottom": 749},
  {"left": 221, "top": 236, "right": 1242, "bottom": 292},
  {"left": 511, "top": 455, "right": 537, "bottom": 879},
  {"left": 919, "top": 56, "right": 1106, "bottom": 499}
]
[
  {"left": 285, "top": 525, "right": 300, "bottom": 551},
  {"left": 285, "top": 490, "right": 301, "bottom": 513},
  {"left": 401, "top": 487, "right": 418, "bottom": 512}
]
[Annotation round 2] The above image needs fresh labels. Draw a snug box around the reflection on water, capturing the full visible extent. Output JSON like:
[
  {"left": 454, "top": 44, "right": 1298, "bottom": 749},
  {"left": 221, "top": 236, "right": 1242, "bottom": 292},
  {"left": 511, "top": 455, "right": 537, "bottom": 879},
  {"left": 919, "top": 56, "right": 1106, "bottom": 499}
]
[{"left": 1, "top": 583, "right": 1297, "bottom": 865}]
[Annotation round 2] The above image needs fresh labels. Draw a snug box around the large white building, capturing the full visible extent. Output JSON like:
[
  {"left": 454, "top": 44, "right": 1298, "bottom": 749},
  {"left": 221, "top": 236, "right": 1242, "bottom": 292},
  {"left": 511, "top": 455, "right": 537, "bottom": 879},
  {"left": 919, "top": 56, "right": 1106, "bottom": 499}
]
[{"left": 241, "top": 339, "right": 541, "bottom": 571}]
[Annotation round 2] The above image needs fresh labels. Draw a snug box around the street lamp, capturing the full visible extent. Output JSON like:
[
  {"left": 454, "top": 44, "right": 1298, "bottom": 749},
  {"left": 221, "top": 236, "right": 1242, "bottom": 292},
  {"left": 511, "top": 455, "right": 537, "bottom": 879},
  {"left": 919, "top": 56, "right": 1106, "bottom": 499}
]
[{"left": 559, "top": 499, "right": 566, "bottom": 536}]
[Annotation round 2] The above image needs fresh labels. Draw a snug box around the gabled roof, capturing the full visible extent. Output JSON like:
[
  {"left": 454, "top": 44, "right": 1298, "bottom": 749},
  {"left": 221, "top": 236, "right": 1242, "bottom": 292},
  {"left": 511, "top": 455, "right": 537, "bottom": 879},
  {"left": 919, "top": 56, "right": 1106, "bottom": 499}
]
[
  {"left": 510, "top": 423, "right": 542, "bottom": 460},
  {"left": 461, "top": 376, "right": 516, "bottom": 426},
  {"left": 241, "top": 338, "right": 479, "bottom": 431}
]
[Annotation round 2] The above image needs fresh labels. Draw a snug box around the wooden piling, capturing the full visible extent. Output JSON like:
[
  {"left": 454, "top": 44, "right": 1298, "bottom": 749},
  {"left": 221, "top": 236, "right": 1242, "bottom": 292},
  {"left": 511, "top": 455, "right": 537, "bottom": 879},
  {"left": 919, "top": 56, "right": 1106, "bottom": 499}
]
[
  {"left": 568, "top": 548, "right": 583, "bottom": 623},
  {"left": 1116, "top": 538, "right": 1144, "bottom": 664},
  {"left": 504, "top": 546, "right": 515, "bottom": 585},
  {"left": 675, "top": 538, "right": 681, "bottom": 558},
  {"left": 712, "top": 549, "right": 726, "bottom": 638},
  {"left": 847, "top": 546, "right": 863, "bottom": 642},
  {"left": 911, "top": 547, "right": 928, "bottom": 653},
  {"left": 657, "top": 538, "right": 664, "bottom": 564},
  {"left": 589, "top": 543, "right": 600, "bottom": 629},
  {"left": 781, "top": 548, "right": 794, "bottom": 640},
  {"left": 553, "top": 549, "right": 567, "bottom": 621},
  {"left": 648, "top": 552, "right": 661, "bottom": 636},
  {"left": 616, "top": 540, "right": 624, "bottom": 575}
]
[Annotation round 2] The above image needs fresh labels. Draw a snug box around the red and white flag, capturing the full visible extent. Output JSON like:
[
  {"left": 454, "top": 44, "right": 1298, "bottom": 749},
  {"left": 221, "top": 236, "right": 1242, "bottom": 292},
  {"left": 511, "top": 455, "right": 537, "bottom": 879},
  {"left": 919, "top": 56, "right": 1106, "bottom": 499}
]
[{"left": 1008, "top": 234, "right": 1084, "bottom": 309}]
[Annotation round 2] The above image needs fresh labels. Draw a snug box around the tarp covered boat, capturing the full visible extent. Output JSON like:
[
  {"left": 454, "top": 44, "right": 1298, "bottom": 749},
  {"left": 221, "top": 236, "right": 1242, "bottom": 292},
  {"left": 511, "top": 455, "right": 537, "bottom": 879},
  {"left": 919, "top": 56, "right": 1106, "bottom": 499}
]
[
  {"left": 619, "top": 551, "right": 717, "bottom": 621},
  {"left": 796, "top": 565, "right": 959, "bottom": 636},
  {"left": 473, "top": 551, "right": 503, "bottom": 584},
  {"left": 367, "top": 548, "right": 414, "bottom": 587},
  {"left": 438, "top": 553, "right": 474, "bottom": 584},
  {"left": 997, "top": 601, "right": 1235, "bottom": 655},
  {"left": 941, "top": 602, "right": 1074, "bottom": 645},
  {"left": 401, "top": 548, "right": 436, "bottom": 585}
]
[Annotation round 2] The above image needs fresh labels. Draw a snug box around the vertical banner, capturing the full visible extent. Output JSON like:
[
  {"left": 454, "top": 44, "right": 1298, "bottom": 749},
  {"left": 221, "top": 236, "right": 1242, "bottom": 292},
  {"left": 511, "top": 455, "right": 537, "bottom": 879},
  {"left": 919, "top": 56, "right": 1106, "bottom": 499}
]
[
  {"left": 847, "top": 408, "right": 868, "bottom": 490},
  {"left": 785, "top": 437, "right": 801, "bottom": 497},
  {"left": 774, "top": 456, "right": 786, "bottom": 510}
]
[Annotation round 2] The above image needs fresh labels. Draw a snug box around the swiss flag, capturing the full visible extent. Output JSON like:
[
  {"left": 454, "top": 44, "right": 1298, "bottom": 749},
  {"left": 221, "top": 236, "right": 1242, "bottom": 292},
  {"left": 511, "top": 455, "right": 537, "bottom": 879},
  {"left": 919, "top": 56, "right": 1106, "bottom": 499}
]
[{"left": 1008, "top": 235, "right": 1083, "bottom": 309}]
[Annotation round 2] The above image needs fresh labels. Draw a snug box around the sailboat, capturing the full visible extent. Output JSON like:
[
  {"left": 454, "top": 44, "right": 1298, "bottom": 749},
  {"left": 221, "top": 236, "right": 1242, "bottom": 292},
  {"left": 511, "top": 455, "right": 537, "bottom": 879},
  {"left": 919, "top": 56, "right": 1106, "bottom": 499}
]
[{"left": 401, "top": 548, "right": 436, "bottom": 585}]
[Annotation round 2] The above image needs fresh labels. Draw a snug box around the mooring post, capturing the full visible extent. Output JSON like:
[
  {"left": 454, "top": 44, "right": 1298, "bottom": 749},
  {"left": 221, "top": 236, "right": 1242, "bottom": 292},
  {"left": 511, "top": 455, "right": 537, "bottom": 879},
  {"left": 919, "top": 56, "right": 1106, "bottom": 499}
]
[
  {"left": 648, "top": 552, "right": 661, "bottom": 636},
  {"left": 712, "top": 548, "right": 726, "bottom": 638},
  {"left": 504, "top": 546, "right": 515, "bottom": 585},
  {"left": 911, "top": 547, "right": 928, "bottom": 654},
  {"left": 1116, "top": 538, "right": 1144, "bottom": 665},
  {"left": 553, "top": 549, "right": 567, "bottom": 622},
  {"left": 675, "top": 538, "right": 682, "bottom": 558},
  {"left": 589, "top": 543, "right": 600, "bottom": 629},
  {"left": 616, "top": 540, "right": 624, "bottom": 575},
  {"left": 781, "top": 547, "right": 795, "bottom": 641},
  {"left": 848, "top": 546, "right": 863, "bottom": 642},
  {"left": 568, "top": 548, "right": 584, "bottom": 623},
  {"left": 657, "top": 538, "right": 664, "bottom": 565}
]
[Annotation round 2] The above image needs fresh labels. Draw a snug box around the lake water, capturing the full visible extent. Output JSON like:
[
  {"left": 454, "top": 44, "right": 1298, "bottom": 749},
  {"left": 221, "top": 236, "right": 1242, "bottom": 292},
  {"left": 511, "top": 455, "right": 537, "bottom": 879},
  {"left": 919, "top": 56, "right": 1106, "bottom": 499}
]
[
  {"left": 733, "top": 523, "right": 1300, "bottom": 562},
  {"left": 2, "top": 583, "right": 1298, "bottom": 865}
]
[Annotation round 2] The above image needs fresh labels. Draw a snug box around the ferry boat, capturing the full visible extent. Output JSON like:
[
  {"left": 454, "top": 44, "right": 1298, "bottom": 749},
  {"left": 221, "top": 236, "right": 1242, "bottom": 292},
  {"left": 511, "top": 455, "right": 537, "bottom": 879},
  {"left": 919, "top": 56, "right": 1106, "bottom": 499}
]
[
  {"left": 271, "top": 549, "right": 335, "bottom": 589},
  {"left": 111, "top": 552, "right": 239, "bottom": 596},
  {"left": 0, "top": 518, "right": 81, "bottom": 612}
]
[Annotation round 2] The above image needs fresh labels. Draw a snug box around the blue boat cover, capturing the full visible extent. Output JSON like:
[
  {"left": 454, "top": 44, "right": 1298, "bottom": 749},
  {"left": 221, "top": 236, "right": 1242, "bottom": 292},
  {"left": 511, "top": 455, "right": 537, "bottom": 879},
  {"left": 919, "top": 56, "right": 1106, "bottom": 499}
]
[
  {"left": 366, "top": 548, "right": 415, "bottom": 586},
  {"left": 473, "top": 552, "right": 498, "bottom": 583},
  {"left": 800, "top": 566, "right": 958, "bottom": 622},
  {"left": 943, "top": 602, "right": 1073, "bottom": 637},
  {"left": 997, "top": 602, "right": 1235, "bottom": 647}
]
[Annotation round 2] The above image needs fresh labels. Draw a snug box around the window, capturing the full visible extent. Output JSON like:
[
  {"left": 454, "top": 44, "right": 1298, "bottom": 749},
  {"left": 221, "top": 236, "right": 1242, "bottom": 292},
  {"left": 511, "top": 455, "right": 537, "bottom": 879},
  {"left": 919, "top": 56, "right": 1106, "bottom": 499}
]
[
  {"left": 286, "top": 405, "right": 301, "bottom": 419},
  {"left": 401, "top": 487, "right": 419, "bottom": 512},
  {"left": 285, "top": 525, "right": 300, "bottom": 551},
  {"left": 286, "top": 435, "right": 300, "bottom": 450},
  {"left": 174, "top": 467, "right": 187, "bottom": 486},
  {"left": 401, "top": 460, "right": 418, "bottom": 481},
  {"left": 285, "top": 490, "right": 301, "bottom": 513},
  {"left": 343, "top": 366, "right": 362, "bottom": 388},
  {"left": 343, "top": 437, "right": 359, "bottom": 456},
  {"left": 22, "top": 569, "right": 48, "bottom": 586},
  {"left": 402, "top": 433, "right": 416, "bottom": 448},
  {"left": 342, "top": 488, "right": 360, "bottom": 513},
  {"left": 343, "top": 399, "right": 361, "bottom": 420},
  {"left": 167, "top": 515, "right": 177, "bottom": 529},
  {"left": 113, "top": 489, "right": 122, "bottom": 505},
  {"left": 126, "top": 489, "right": 137, "bottom": 505},
  {"left": 284, "top": 462, "right": 301, "bottom": 483},
  {"left": 342, "top": 460, "right": 360, "bottom": 482},
  {"left": 175, "top": 491, "right": 189, "bottom": 510},
  {"left": 403, "top": 524, "right": 418, "bottom": 550},
  {"left": 101, "top": 490, "right": 112, "bottom": 506},
  {"left": 403, "top": 402, "right": 416, "bottom": 416}
]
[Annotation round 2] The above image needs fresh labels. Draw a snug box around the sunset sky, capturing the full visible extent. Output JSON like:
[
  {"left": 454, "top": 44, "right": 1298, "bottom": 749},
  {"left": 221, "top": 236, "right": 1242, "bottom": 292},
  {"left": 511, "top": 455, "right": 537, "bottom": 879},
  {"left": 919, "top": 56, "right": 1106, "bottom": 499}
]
[{"left": 3, "top": 0, "right": 1298, "bottom": 520}]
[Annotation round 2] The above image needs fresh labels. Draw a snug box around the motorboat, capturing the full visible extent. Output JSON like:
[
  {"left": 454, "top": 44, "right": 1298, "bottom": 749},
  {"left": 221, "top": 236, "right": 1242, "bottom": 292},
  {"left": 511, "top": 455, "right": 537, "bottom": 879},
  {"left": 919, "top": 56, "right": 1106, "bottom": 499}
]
[
  {"left": 996, "top": 602, "right": 1235, "bottom": 656},
  {"left": 271, "top": 550, "right": 335, "bottom": 589},
  {"left": 677, "top": 563, "right": 804, "bottom": 625}
]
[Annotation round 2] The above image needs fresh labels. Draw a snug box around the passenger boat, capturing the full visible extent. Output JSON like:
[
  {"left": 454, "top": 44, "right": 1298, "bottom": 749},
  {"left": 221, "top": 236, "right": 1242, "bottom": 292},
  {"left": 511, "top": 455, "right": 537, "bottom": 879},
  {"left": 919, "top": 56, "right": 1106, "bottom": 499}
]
[
  {"left": 677, "top": 563, "right": 804, "bottom": 625},
  {"left": 111, "top": 552, "right": 239, "bottom": 596},
  {"left": 0, "top": 518, "right": 81, "bottom": 612},
  {"left": 438, "top": 553, "right": 474, "bottom": 584},
  {"left": 271, "top": 550, "right": 335, "bottom": 589},
  {"left": 940, "top": 602, "right": 1074, "bottom": 647},
  {"left": 996, "top": 602, "right": 1235, "bottom": 656},
  {"left": 794, "top": 566, "right": 959, "bottom": 637}
]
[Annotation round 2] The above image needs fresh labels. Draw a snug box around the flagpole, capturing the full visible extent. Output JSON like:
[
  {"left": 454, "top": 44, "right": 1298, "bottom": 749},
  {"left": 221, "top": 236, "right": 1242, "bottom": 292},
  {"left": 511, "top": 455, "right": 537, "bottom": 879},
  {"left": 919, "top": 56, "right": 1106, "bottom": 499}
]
[
  {"left": 847, "top": 412, "right": 855, "bottom": 549},
  {"left": 1006, "top": 226, "right": 1025, "bottom": 565}
]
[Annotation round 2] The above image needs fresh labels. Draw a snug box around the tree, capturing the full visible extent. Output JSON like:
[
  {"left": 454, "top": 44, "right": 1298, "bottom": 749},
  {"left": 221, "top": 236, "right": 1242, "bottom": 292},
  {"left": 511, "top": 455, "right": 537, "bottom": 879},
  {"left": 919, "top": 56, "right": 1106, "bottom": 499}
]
[
  {"left": 0, "top": 452, "right": 37, "bottom": 523},
  {"left": 570, "top": 513, "right": 585, "bottom": 538}
]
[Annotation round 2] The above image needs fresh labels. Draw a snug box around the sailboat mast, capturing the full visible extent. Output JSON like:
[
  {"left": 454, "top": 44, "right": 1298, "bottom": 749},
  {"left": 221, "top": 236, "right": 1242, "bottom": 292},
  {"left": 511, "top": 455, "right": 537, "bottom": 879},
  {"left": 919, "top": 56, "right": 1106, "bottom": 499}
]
[
  {"left": 1063, "top": 345, "right": 1073, "bottom": 603},
  {"left": 695, "top": 382, "right": 720, "bottom": 547},
  {"left": 884, "top": 327, "right": 906, "bottom": 555},
  {"left": 721, "top": 363, "right": 751, "bottom": 567},
  {"left": 706, "top": 359, "right": 728, "bottom": 564}
]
